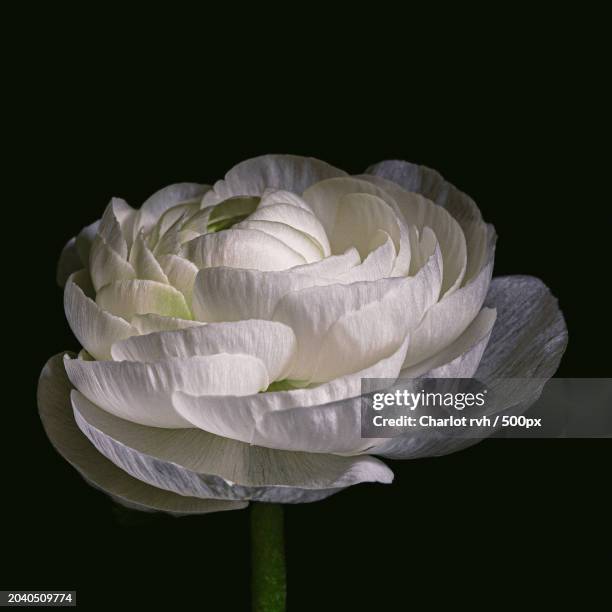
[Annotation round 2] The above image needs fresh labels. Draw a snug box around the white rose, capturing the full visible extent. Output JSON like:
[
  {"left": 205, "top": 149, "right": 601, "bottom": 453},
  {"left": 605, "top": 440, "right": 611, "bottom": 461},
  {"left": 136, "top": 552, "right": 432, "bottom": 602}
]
[{"left": 38, "top": 155, "right": 567, "bottom": 514}]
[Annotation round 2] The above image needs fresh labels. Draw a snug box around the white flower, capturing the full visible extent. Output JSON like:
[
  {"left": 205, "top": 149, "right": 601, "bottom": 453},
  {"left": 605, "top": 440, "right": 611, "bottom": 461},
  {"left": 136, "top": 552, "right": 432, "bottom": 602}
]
[{"left": 39, "top": 155, "right": 567, "bottom": 514}]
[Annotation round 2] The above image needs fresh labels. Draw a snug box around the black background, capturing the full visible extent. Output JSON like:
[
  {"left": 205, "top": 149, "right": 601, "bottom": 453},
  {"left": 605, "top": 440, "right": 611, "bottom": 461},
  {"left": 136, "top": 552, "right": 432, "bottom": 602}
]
[{"left": 5, "top": 14, "right": 610, "bottom": 610}]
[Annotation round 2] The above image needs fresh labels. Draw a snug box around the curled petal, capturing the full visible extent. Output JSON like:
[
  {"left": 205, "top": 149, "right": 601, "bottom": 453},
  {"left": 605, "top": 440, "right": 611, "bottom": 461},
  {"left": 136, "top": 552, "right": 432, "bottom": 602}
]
[
  {"left": 64, "top": 270, "right": 137, "bottom": 360},
  {"left": 112, "top": 320, "right": 297, "bottom": 383},
  {"left": 57, "top": 237, "right": 82, "bottom": 287},
  {"left": 96, "top": 279, "right": 192, "bottom": 320},
  {"left": 235, "top": 220, "right": 323, "bottom": 263},
  {"left": 72, "top": 390, "right": 393, "bottom": 503},
  {"left": 332, "top": 193, "right": 411, "bottom": 276},
  {"left": 202, "top": 154, "right": 347, "bottom": 206},
  {"left": 365, "top": 160, "right": 494, "bottom": 283},
  {"left": 156, "top": 254, "right": 198, "bottom": 304},
  {"left": 182, "top": 228, "right": 306, "bottom": 271},
  {"left": 400, "top": 307, "right": 497, "bottom": 378},
  {"left": 130, "top": 313, "right": 203, "bottom": 335},
  {"left": 64, "top": 352, "right": 269, "bottom": 428},
  {"left": 172, "top": 337, "right": 408, "bottom": 454},
  {"left": 247, "top": 203, "right": 331, "bottom": 255},
  {"left": 191, "top": 251, "right": 360, "bottom": 322},
  {"left": 373, "top": 275, "right": 567, "bottom": 459},
  {"left": 273, "top": 246, "right": 442, "bottom": 382},
  {"left": 38, "top": 354, "right": 246, "bottom": 515},
  {"left": 128, "top": 234, "right": 169, "bottom": 284},
  {"left": 402, "top": 257, "right": 494, "bottom": 368}
]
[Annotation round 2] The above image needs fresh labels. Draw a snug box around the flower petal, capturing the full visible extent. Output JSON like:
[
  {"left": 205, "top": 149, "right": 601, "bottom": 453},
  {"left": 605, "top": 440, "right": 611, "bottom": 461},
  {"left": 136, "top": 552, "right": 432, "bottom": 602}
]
[
  {"left": 475, "top": 275, "right": 568, "bottom": 379},
  {"left": 96, "top": 279, "right": 192, "bottom": 320},
  {"left": 57, "top": 237, "right": 82, "bottom": 287},
  {"left": 182, "top": 228, "right": 306, "bottom": 271},
  {"left": 402, "top": 258, "right": 494, "bottom": 368},
  {"left": 202, "top": 154, "right": 347, "bottom": 206},
  {"left": 128, "top": 234, "right": 169, "bottom": 284},
  {"left": 365, "top": 160, "right": 494, "bottom": 283},
  {"left": 235, "top": 220, "right": 323, "bottom": 263},
  {"left": 156, "top": 254, "right": 198, "bottom": 304},
  {"left": 399, "top": 307, "right": 497, "bottom": 378},
  {"left": 89, "top": 235, "right": 137, "bottom": 292},
  {"left": 247, "top": 203, "right": 331, "bottom": 255},
  {"left": 357, "top": 174, "right": 467, "bottom": 295},
  {"left": 334, "top": 232, "right": 395, "bottom": 283},
  {"left": 303, "top": 176, "right": 395, "bottom": 243},
  {"left": 191, "top": 250, "right": 362, "bottom": 323},
  {"left": 172, "top": 336, "right": 409, "bottom": 454},
  {"left": 38, "top": 354, "right": 246, "bottom": 515},
  {"left": 111, "top": 320, "right": 297, "bottom": 382},
  {"left": 75, "top": 220, "right": 100, "bottom": 266},
  {"left": 331, "top": 192, "right": 411, "bottom": 275},
  {"left": 64, "top": 271, "right": 137, "bottom": 360},
  {"left": 373, "top": 276, "right": 567, "bottom": 459},
  {"left": 72, "top": 390, "right": 393, "bottom": 503},
  {"left": 273, "top": 246, "right": 442, "bottom": 381},
  {"left": 130, "top": 313, "right": 203, "bottom": 334},
  {"left": 258, "top": 188, "right": 315, "bottom": 212},
  {"left": 64, "top": 352, "right": 269, "bottom": 428},
  {"left": 310, "top": 246, "right": 442, "bottom": 382},
  {"left": 139, "top": 183, "right": 209, "bottom": 223},
  {"left": 97, "top": 198, "right": 131, "bottom": 258}
]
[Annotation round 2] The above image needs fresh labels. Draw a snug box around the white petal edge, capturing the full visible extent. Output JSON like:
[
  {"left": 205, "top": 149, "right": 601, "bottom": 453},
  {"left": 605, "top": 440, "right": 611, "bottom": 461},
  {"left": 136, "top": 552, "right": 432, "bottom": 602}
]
[
  {"left": 191, "top": 250, "right": 361, "bottom": 322},
  {"left": 182, "top": 228, "right": 306, "bottom": 272},
  {"left": 172, "top": 336, "right": 409, "bottom": 455},
  {"left": 111, "top": 319, "right": 297, "bottom": 383},
  {"left": 202, "top": 155, "right": 347, "bottom": 206},
  {"left": 38, "top": 354, "right": 246, "bottom": 515},
  {"left": 374, "top": 275, "right": 567, "bottom": 459},
  {"left": 71, "top": 389, "right": 393, "bottom": 503},
  {"left": 64, "top": 270, "right": 138, "bottom": 360},
  {"left": 96, "top": 279, "right": 192, "bottom": 320},
  {"left": 64, "top": 353, "right": 269, "bottom": 428}
]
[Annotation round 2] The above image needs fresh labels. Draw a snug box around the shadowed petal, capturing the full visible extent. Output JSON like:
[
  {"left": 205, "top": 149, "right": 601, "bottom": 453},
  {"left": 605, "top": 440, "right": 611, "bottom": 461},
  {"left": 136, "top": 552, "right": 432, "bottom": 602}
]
[{"left": 37, "top": 354, "right": 247, "bottom": 515}]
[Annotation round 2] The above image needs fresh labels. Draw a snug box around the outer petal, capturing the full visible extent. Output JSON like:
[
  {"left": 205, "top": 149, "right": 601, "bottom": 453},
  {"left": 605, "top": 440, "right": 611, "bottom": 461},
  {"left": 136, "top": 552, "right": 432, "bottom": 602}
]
[
  {"left": 111, "top": 320, "right": 297, "bottom": 382},
  {"left": 172, "top": 336, "right": 409, "bottom": 455},
  {"left": 64, "top": 353, "right": 269, "bottom": 428},
  {"left": 202, "top": 155, "right": 347, "bottom": 206},
  {"left": 475, "top": 275, "right": 568, "bottom": 379},
  {"left": 72, "top": 390, "right": 393, "bottom": 503},
  {"left": 64, "top": 270, "right": 137, "bottom": 360},
  {"left": 373, "top": 275, "right": 568, "bottom": 459},
  {"left": 57, "top": 237, "right": 82, "bottom": 287},
  {"left": 357, "top": 174, "right": 467, "bottom": 295},
  {"left": 38, "top": 354, "right": 246, "bottom": 515},
  {"left": 365, "top": 160, "right": 494, "bottom": 283}
]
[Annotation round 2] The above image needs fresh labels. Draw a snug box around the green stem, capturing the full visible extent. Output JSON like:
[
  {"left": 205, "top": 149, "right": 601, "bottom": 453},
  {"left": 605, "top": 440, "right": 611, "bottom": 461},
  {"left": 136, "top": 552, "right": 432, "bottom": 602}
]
[{"left": 250, "top": 503, "right": 286, "bottom": 612}]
